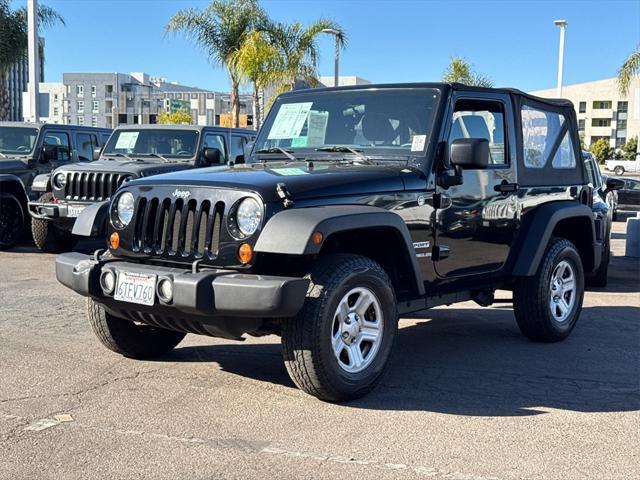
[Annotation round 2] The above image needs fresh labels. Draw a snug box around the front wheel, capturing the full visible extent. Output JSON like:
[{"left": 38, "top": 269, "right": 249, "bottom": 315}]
[
  {"left": 281, "top": 254, "right": 398, "bottom": 402},
  {"left": 513, "top": 239, "right": 584, "bottom": 342},
  {"left": 0, "top": 192, "right": 25, "bottom": 250},
  {"left": 87, "top": 299, "right": 186, "bottom": 359},
  {"left": 614, "top": 166, "right": 625, "bottom": 176},
  {"left": 31, "top": 193, "right": 77, "bottom": 253}
]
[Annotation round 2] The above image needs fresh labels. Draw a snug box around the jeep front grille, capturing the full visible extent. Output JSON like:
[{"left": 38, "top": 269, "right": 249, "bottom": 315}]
[
  {"left": 64, "top": 172, "right": 129, "bottom": 201},
  {"left": 132, "top": 196, "right": 225, "bottom": 259}
]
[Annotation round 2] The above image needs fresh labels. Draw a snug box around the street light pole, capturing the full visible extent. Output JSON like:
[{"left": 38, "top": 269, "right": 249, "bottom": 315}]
[
  {"left": 322, "top": 29, "right": 340, "bottom": 87},
  {"left": 27, "top": 0, "right": 40, "bottom": 122},
  {"left": 554, "top": 19, "right": 568, "bottom": 98}
]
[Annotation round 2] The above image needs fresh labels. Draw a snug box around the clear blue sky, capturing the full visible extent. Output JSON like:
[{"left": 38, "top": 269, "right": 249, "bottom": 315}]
[{"left": 17, "top": 0, "right": 640, "bottom": 93}]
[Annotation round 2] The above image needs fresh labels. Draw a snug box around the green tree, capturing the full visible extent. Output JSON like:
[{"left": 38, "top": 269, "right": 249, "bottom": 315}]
[
  {"left": 230, "top": 30, "right": 281, "bottom": 130},
  {"left": 617, "top": 46, "right": 639, "bottom": 97},
  {"left": 158, "top": 110, "right": 192, "bottom": 125},
  {"left": 264, "top": 19, "right": 346, "bottom": 93},
  {"left": 442, "top": 57, "right": 493, "bottom": 87},
  {"left": 166, "top": 0, "right": 266, "bottom": 128},
  {"left": 621, "top": 136, "right": 638, "bottom": 159},
  {"left": 589, "top": 138, "right": 614, "bottom": 164},
  {"left": 0, "top": 0, "right": 64, "bottom": 120}
]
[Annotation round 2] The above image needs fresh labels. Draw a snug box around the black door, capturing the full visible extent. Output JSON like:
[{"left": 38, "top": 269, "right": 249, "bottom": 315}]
[{"left": 434, "top": 93, "right": 519, "bottom": 278}]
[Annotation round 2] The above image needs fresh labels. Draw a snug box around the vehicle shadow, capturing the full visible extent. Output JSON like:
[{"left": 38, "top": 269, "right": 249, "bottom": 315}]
[
  {"left": 169, "top": 304, "right": 639, "bottom": 416},
  {"left": 589, "top": 256, "right": 640, "bottom": 293}
]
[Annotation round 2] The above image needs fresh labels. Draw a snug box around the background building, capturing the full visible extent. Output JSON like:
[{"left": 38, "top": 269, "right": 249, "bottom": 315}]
[
  {"left": 318, "top": 76, "right": 371, "bottom": 87},
  {"left": 531, "top": 77, "right": 640, "bottom": 149},
  {"left": 22, "top": 82, "right": 65, "bottom": 124},
  {"left": 4, "top": 39, "right": 44, "bottom": 121}
]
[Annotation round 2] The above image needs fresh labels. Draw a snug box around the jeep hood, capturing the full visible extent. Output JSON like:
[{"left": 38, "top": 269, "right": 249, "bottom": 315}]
[
  {"left": 57, "top": 159, "right": 193, "bottom": 177},
  {"left": 129, "top": 162, "right": 423, "bottom": 202},
  {"left": 0, "top": 158, "right": 30, "bottom": 174}
]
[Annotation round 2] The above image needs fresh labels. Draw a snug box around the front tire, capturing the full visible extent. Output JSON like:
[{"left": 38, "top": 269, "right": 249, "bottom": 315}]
[
  {"left": 614, "top": 166, "right": 625, "bottom": 176},
  {"left": 281, "top": 254, "right": 398, "bottom": 402},
  {"left": 513, "top": 239, "right": 584, "bottom": 342},
  {"left": 0, "top": 192, "right": 25, "bottom": 250},
  {"left": 87, "top": 298, "right": 186, "bottom": 359},
  {"left": 31, "top": 193, "right": 77, "bottom": 253}
]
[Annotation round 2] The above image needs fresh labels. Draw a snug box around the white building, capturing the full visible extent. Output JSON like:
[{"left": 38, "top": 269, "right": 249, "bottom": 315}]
[
  {"left": 22, "top": 82, "right": 65, "bottom": 124},
  {"left": 318, "top": 76, "right": 371, "bottom": 88},
  {"left": 531, "top": 76, "right": 640, "bottom": 150}
]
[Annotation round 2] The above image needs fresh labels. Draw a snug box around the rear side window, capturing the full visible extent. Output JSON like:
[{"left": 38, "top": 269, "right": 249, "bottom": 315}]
[{"left": 521, "top": 105, "right": 576, "bottom": 169}]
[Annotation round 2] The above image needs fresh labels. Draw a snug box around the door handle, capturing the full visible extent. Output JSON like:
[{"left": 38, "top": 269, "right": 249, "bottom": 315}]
[{"left": 494, "top": 182, "right": 519, "bottom": 194}]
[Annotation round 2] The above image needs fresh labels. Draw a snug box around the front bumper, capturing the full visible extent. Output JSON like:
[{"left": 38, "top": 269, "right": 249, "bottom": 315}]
[
  {"left": 56, "top": 252, "right": 309, "bottom": 319},
  {"left": 28, "top": 200, "right": 84, "bottom": 223}
]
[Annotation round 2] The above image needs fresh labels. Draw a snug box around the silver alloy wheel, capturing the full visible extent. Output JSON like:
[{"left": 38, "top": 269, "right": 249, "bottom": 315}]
[
  {"left": 549, "top": 260, "right": 576, "bottom": 323},
  {"left": 331, "top": 287, "right": 384, "bottom": 373}
]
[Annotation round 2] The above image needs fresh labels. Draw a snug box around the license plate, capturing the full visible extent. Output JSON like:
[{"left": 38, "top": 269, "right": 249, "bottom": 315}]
[
  {"left": 67, "top": 205, "right": 86, "bottom": 218},
  {"left": 114, "top": 272, "right": 156, "bottom": 306}
]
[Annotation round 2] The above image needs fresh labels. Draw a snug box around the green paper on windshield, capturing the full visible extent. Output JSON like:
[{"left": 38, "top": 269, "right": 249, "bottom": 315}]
[
  {"left": 271, "top": 168, "right": 308, "bottom": 176},
  {"left": 291, "top": 136, "right": 308, "bottom": 147}
]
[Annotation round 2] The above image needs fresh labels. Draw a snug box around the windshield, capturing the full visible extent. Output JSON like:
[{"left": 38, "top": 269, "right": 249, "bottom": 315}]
[
  {"left": 0, "top": 127, "right": 39, "bottom": 156},
  {"left": 254, "top": 87, "right": 442, "bottom": 160},
  {"left": 103, "top": 129, "right": 199, "bottom": 160}
]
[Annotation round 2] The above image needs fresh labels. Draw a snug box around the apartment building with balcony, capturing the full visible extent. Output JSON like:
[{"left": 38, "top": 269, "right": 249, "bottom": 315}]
[{"left": 531, "top": 76, "right": 640, "bottom": 149}]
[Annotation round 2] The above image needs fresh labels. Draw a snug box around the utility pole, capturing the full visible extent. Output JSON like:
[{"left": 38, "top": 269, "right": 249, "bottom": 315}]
[
  {"left": 27, "top": 0, "right": 40, "bottom": 122},
  {"left": 322, "top": 29, "right": 340, "bottom": 87},
  {"left": 554, "top": 20, "right": 568, "bottom": 98}
]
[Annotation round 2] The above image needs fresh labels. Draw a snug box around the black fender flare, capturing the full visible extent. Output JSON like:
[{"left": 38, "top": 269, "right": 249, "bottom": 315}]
[
  {"left": 254, "top": 205, "right": 425, "bottom": 295},
  {"left": 510, "top": 201, "right": 598, "bottom": 276},
  {"left": 72, "top": 201, "right": 109, "bottom": 237},
  {"left": 0, "top": 174, "right": 28, "bottom": 204}
]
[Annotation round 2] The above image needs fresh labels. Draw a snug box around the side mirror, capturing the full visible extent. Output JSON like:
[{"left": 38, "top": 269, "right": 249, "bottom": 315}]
[
  {"left": 243, "top": 141, "right": 254, "bottom": 161},
  {"left": 92, "top": 146, "right": 102, "bottom": 161},
  {"left": 203, "top": 147, "right": 222, "bottom": 166},
  {"left": 40, "top": 144, "right": 57, "bottom": 163},
  {"left": 605, "top": 176, "right": 625, "bottom": 192},
  {"left": 450, "top": 138, "right": 489, "bottom": 169}
]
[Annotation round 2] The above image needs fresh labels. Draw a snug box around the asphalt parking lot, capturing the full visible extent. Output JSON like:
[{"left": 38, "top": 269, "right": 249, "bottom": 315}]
[{"left": 1, "top": 220, "right": 638, "bottom": 480}]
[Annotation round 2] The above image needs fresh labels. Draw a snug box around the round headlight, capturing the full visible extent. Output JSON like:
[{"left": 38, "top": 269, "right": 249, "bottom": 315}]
[
  {"left": 236, "top": 197, "right": 262, "bottom": 236},
  {"left": 53, "top": 173, "right": 66, "bottom": 189},
  {"left": 116, "top": 192, "right": 135, "bottom": 226}
]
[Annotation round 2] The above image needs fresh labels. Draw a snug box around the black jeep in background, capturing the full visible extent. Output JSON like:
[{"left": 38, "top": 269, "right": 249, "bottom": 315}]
[
  {"left": 29, "top": 124, "right": 255, "bottom": 252},
  {"left": 0, "top": 122, "right": 111, "bottom": 250},
  {"left": 57, "top": 83, "right": 603, "bottom": 401}
]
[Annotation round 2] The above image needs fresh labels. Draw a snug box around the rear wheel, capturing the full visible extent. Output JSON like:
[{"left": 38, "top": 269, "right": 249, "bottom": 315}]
[
  {"left": 0, "top": 192, "right": 25, "bottom": 250},
  {"left": 281, "top": 254, "right": 398, "bottom": 401},
  {"left": 614, "top": 166, "right": 625, "bottom": 176},
  {"left": 87, "top": 298, "right": 186, "bottom": 359},
  {"left": 31, "top": 193, "right": 76, "bottom": 253},
  {"left": 513, "top": 239, "right": 584, "bottom": 342}
]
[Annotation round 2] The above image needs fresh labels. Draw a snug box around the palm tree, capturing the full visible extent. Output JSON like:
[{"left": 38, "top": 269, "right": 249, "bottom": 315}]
[
  {"left": 0, "top": 0, "right": 64, "bottom": 120},
  {"left": 617, "top": 46, "right": 639, "bottom": 97},
  {"left": 265, "top": 19, "right": 346, "bottom": 93},
  {"left": 442, "top": 57, "right": 493, "bottom": 88},
  {"left": 166, "top": 0, "right": 266, "bottom": 128},
  {"left": 230, "top": 30, "right": 281, "bottom": 130}
]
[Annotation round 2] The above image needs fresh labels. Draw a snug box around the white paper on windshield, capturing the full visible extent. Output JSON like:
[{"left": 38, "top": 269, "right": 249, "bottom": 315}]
[
  {"left": 306, "top": 111, "right": 329, "bottom": 147},
  {"left": 411, "top": 134, "right": 427, "bottom": 152},
  {"left": 267, "top": 102, "right": 313, "bottom": 139},
  {"left": 115, "top": 131, "right": 139, "bottom": 150}
]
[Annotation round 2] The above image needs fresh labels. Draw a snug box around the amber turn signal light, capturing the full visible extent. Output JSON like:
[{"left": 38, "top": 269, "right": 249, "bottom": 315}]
[
  {"left": 109, "top": 232, "right": 120, "bottom": 250},
  {"left": 311, "top": 231, "right": 323, "bottom": 245},
  {"left": 238, "top": 243, "right": 253, "bottom": 264}
]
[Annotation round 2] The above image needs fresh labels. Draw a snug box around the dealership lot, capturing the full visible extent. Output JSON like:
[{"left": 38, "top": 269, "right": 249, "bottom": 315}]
[{"left": 1, "top": 220, "right": 638, "bottom": 480}]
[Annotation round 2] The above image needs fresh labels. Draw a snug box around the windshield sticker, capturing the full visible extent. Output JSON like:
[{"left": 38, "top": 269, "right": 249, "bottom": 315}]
[
  {"left": 267, "top": 102, "right": 313, "bottom": 140},
  {"left": 411, "top": 134, "right": 427, "bottom": 152},
  {"left": 306, "top": 110, "right": 329, "bottom": 147},
  {"left": 115, "top": 131, "right": 139, "bottom": 150},
  {"left": 291, "top": 136, "right": 308, "bottom": 148},
  {"left": 271, "top": 167, "right": 309, "bottom": 176}
]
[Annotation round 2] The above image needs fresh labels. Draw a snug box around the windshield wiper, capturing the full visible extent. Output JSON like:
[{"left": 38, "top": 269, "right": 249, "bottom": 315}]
[
  {"left": 255, "top": 147, "right": 297, "bottom": 162},
  {"left": 106, "top": 152, "right": 134, "bottom": 161},
  {"left": 315, "top": 146, "right": 374, "bottom": 164},
  {"left": 0, "top": 151, "right": 7, "bottom": 158},
  {"left": 144, "top": 153, "right": 171, "bottom": 163}
]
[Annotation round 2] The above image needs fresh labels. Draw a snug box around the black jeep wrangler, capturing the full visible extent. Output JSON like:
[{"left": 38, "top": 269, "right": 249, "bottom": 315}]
[
  {"left": 29, "top": 124, "right": 255, "bottom": 252},
  {"left": 0, "top": 122, "right": 111, "bottom": 249},
  {"left": 56, "top": 83, "right": 601, "bottom": 401}
]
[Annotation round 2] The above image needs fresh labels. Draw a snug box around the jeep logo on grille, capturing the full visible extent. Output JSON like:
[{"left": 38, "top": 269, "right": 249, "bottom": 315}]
[{"left": 171, "top": 189, "right": 191, "bottom": 199}]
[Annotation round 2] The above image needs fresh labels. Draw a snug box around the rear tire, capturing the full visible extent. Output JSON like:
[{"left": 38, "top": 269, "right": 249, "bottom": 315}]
[
  {"left": 513, "top": 238, "right": 584, "bottom": 342},
  {"left": 281, "top": 254, "right": 398, "bottom": 401},
  {"left": 87, "top": 298, "right": 186, "bottom": 359},
  {"left": 614, "top": 166, "right": 625, "bottom": 176},
  {"left": 31, "top": 193, "right": 77, "bottom": 253},
  {"left": 0, "top": 192, "right": 25, "bottom": 250}
]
